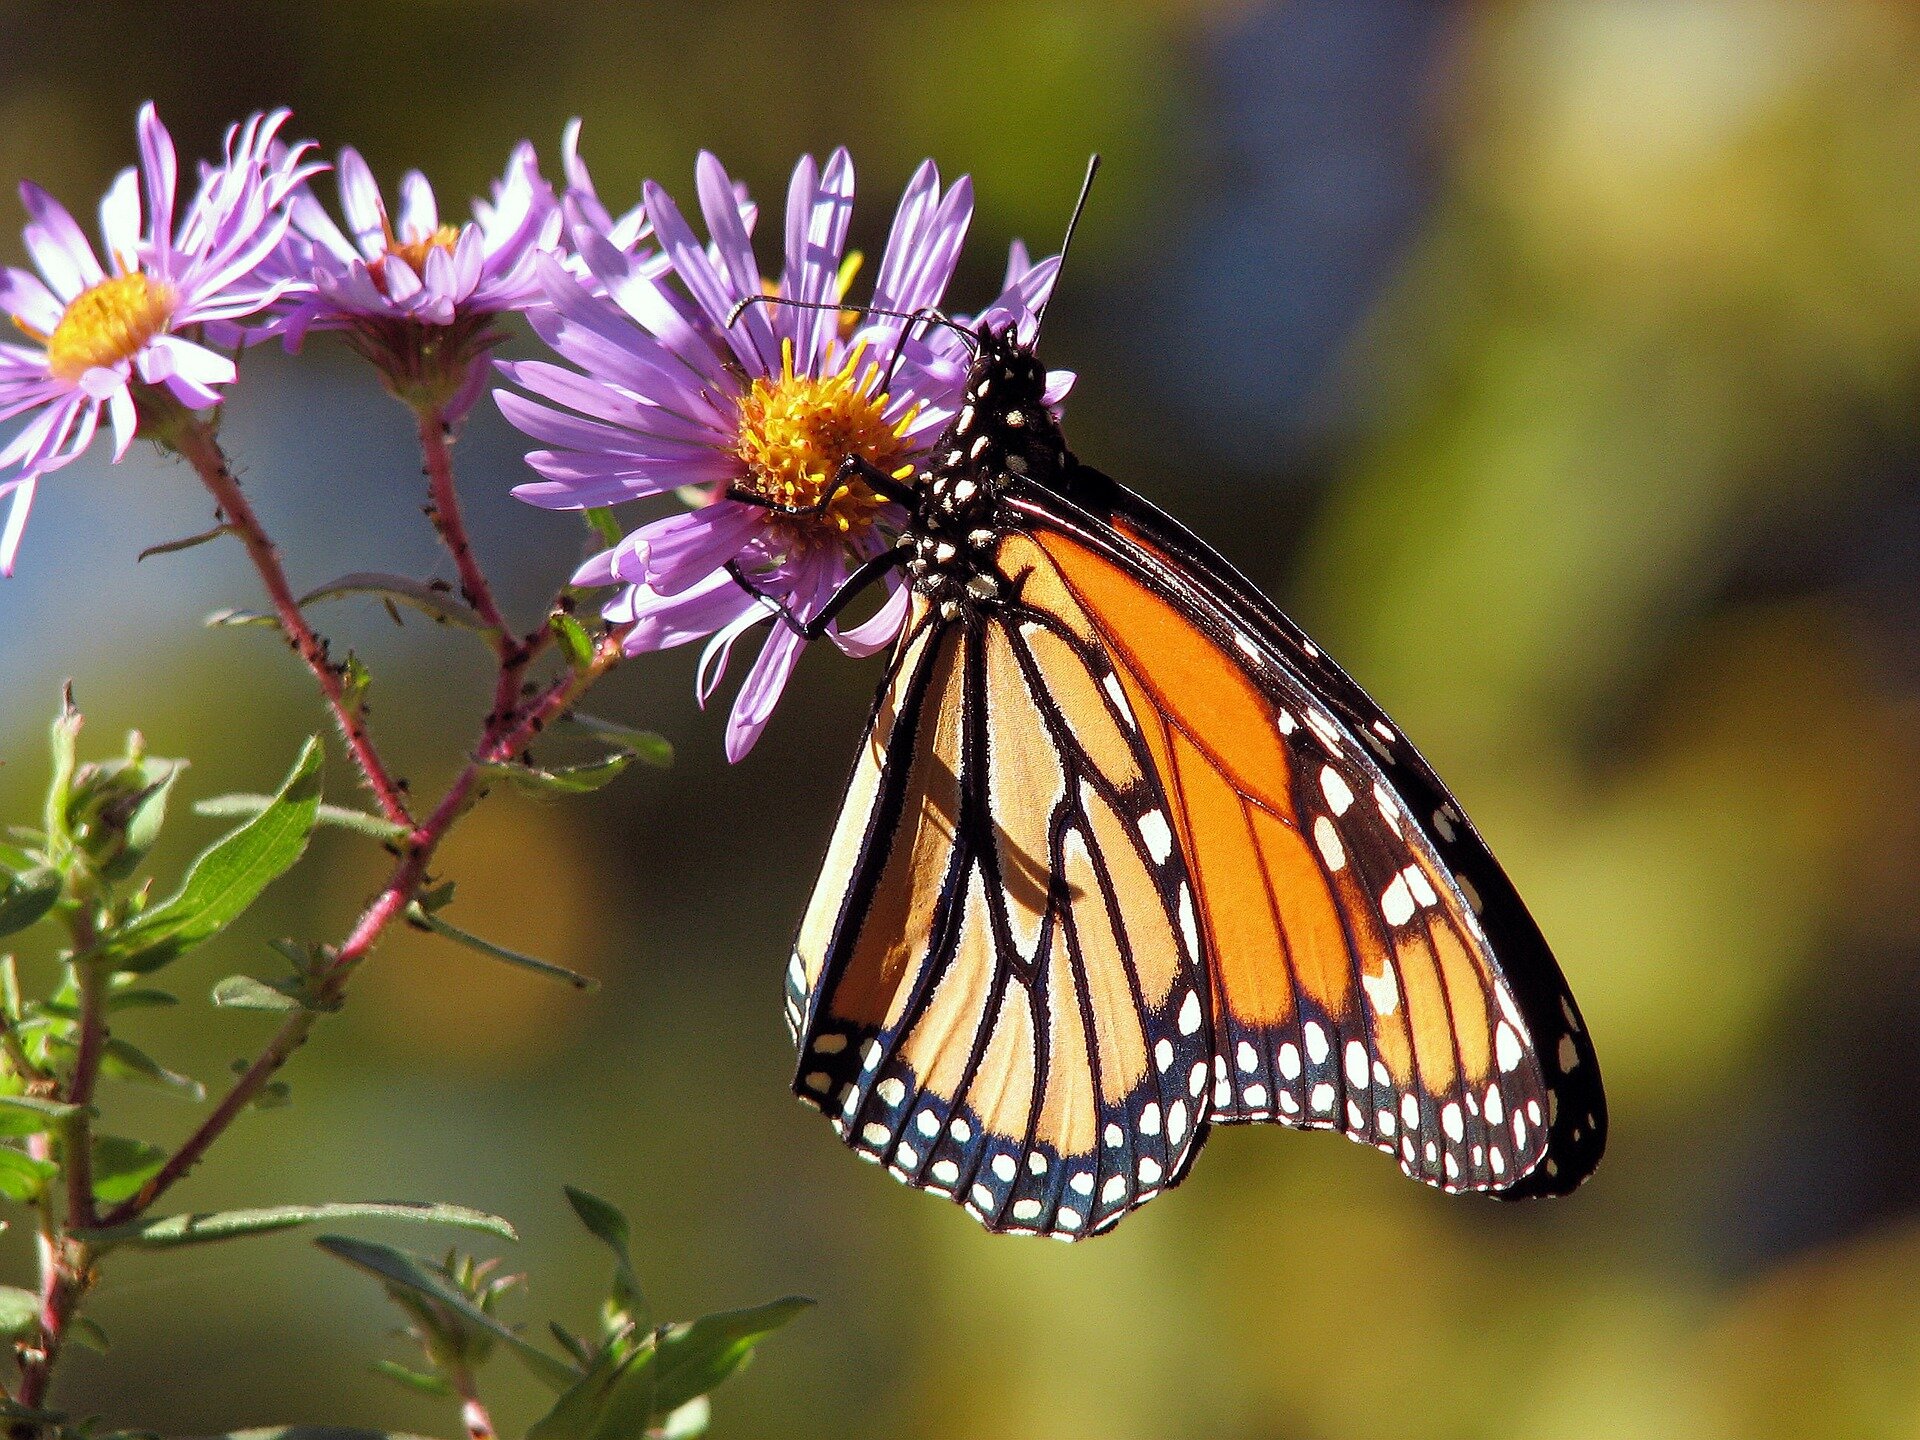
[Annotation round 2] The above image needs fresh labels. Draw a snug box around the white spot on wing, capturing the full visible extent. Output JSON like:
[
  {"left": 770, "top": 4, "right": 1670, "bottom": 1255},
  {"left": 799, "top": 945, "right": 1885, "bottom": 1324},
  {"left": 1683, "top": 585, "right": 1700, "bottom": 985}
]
[
  {"left": 1344, "top": 1041, "right": 1369, "bottom": 1088},
  {"left": 1138, "top": 810, "right": 1174, "bottom": 865},
  {"left": 1361, "top": 962, "right": 1400, "bottom": 1016},
  {"left": 1380, "top": 874, "right": 1415, "bottom": 927},
  {"left": 1320, "top": 766, "right": 1354, "bottom": 816},
  {"left": 1313, "top": 815, "right": 1346, "bottom": 872},
  {"left": 1496, "top": 1023, "right": 1523, "bottom": 1074},
  {"left": 1178, "top": 990, "right": 1202, "bottom": 1036}
]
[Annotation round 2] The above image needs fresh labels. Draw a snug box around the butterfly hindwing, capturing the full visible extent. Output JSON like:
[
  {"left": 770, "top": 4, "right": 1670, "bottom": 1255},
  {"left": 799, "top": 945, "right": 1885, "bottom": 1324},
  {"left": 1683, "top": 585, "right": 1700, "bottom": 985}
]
[{"left": 790, "top": 594, "right": 1214, "bottom": 1239}]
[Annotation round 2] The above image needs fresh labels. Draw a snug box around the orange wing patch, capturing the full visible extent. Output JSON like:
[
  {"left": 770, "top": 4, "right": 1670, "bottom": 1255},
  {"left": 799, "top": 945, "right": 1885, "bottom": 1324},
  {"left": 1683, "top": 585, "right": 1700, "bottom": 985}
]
[{"left": 1031, "top": 524, "right": 1551, "bottom": 1193}]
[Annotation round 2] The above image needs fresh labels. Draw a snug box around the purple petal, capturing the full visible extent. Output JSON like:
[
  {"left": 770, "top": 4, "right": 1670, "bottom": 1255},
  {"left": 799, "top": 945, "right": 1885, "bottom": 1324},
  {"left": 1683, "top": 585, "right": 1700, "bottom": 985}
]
[
  {"left": 0, "top": 267, "right": 63, "bottom": 336},
  {"left": 137, "top": 103, "right": 178, "bottom": 269},
  {"left": 634, "top": 501, "right": 763, "bottom": 595},
  {"left": 397, "top": 170, "right": 438, "bottom": 237},
  {"left": 644, "top": 178, "right": 766, "bottom": 376},
  {"left": 98, "top": 168, "right": 143, "bottom": 270},
  {"left": 725, "top": 618, "right": 806, "bottom": 762},
  {"left": 0, "top": 475, "right": 37, "bottom": 575},
  {"left": 334, "top": 149, "right": 389, "bottom": 259},
  {"left": 18, "top": 184, "right": 104, "bottom": 299}
]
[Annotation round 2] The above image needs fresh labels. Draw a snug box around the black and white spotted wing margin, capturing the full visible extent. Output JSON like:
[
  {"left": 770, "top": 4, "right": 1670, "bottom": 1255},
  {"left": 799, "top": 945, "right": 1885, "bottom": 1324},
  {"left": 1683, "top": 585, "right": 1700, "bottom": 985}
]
[{"left": 786, "top": 599, "right": 1218, "bottom": 1239}]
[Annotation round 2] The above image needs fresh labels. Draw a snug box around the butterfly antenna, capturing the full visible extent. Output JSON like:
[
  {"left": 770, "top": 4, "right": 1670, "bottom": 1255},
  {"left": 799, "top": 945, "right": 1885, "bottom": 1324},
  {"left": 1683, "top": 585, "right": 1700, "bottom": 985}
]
[
  {"left": 1033, "top": 153, "right": 1100, "bottom": 336},
  {"left": 726, "top": 293, "right": 978, "bottom": 355}
]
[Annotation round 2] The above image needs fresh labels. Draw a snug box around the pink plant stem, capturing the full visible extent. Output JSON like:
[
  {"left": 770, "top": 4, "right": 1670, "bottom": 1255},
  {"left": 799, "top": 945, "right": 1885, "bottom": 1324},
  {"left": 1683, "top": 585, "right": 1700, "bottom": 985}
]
[
  {"left": 419, "top": 407, "right": 512, "bottom": 646},
  {"left": 92, "top": 631, "right": 626, "bottom": 1229},
  {"left": 174, "top": 421, "right": 414, "bottom": 829}
]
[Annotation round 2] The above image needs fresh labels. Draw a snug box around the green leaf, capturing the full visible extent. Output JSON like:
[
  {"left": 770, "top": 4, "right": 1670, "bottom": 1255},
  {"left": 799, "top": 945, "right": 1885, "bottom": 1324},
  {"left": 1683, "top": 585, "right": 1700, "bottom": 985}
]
[
  {"left": 97, "top": 758, "right": 185, "bottom": 880},
  {"left": 299, "top": 572, "right": 489, "bottom": 633},
  {"left": 618, "top": 1298, "right": 812, "bottom": 1426},
  {"left": 46, "top": 693, "right": 82, "bottom": 843},
  {"left": 530, "top": 1299, "right": 810, "bottom": 1440},
  {"left": 0, "top": 868, "right": 62, "bottom": 940},
  {"left": 564, "top": 1187, "right": 644, "bottom": 1319},
  {"left": 0, "top": 1145, "right": 58, "bottom": 1202},
  {"left": 138, "top": 521, "right": 238, "bottom": 562},
  {"left": 107, "top": 986, "right": 179, "bottom": 1012},
  {"left": 314, "top": 1235, "right": 580, "bottom": 1393},
  {"left": 658, "top": 1397, "right": 711, "bottom": 1439},
  {"left": 103, "top": 738, "right": 324, "bottom": 973},
  {"left": 214, "top": 1430, "right": 444, "bottom": 1440},
  {"left": 406, "top": 905, "right": 597, "bottom": 991},
  {"left": 85, "top": 1200, "right": 515, "bottom": 1251},
  {"left": 371, "top": 1359, "right": 453, "bottom": 1397},
  {"left": 193, "top": 794, "right": 409, "bottom": 843},
  {"left": 101, "top": 1037, "right": 205, "bottom": 1100},
  {"left": 0, "top": 1284, "right": 40, "bottom": 1340},
  {"left": 560, "top": 713, "right": 674, "bottom": 769},
  {"left": 551, "top": 612, "right": 595, "bottom": 671},
  {"left": 479, "top": 752, "right": 633, "bottom": 796},
  {"left": 67, "top": 1313, "right": 108, "bottom": 1353},
  {"left": 90, "top": 1135, "right": 168, "bottom": 1204},
  {"left": 0, "top": 1095, "right": 82, "bottom": 1138},
  {"left": 582, "top": 508, "right": 624, "bottom": 550},
  {"left": 211, "top": 975, "right": 301, "bottom": 1012},
  {"left": 205, "top": 607, "right": 279, "bottom": 629}
]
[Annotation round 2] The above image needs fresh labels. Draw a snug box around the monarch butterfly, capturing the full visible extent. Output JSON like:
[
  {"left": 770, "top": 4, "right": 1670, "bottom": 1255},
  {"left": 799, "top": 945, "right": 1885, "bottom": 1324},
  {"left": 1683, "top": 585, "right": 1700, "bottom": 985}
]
[{"left": 747, "top": 172, "right": 1605, "bottom": 1240}]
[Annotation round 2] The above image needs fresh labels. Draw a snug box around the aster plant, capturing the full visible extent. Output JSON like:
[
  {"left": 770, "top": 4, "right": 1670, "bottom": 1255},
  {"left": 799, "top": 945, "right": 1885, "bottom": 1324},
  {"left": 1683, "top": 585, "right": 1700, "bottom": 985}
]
[
  {"left": 499, "top": 149, "right": 1068, "bottom": 758},
  {"left": 0, "top": 109, "right": 833, "bottom": 1439},
  {"left": 0, "top": 105, "right": 312, "bottom": 573}
]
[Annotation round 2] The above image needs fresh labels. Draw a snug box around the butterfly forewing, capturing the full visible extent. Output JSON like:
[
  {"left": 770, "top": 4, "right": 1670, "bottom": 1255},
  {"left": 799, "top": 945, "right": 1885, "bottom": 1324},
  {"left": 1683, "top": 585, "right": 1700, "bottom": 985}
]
[
  {"left": 1008, "top": 480, "right": 1596, "bottom": 1195},
  {"left": 790, "top": 592, "right": 1214, "bottom": 1239}
]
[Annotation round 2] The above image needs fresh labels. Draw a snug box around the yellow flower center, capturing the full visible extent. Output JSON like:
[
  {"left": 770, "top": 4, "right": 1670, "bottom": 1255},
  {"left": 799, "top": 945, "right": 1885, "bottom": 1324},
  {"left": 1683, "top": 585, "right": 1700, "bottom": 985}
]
[
  {"left": 373, "top": 224, "right": 461, "bottom": 293},
  {"left": 33, "top": 273, "right": 175, "bottom": 382},
  {"left": 733, "top": 339, "right": 916, "bottom": 539}
]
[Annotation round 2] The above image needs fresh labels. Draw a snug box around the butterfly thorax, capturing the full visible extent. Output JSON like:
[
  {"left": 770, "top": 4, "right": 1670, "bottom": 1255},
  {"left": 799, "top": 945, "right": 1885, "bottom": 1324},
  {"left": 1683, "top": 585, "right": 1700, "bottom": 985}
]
[{"left": 906, "top": 326, "right": 1067, "bottom": 619}]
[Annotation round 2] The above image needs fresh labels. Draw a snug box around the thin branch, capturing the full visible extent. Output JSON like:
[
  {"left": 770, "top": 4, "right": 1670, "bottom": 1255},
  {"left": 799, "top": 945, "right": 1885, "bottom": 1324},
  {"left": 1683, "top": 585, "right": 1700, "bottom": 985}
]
[
  {"left": 93, "top": 628, "right": 629, "bottom": 1228},
  {"left": 172, "top": 420, "right": 414, "bottom": 830},
  {"left": 418, "top": 409, "right": 512, "bottom": 646}
]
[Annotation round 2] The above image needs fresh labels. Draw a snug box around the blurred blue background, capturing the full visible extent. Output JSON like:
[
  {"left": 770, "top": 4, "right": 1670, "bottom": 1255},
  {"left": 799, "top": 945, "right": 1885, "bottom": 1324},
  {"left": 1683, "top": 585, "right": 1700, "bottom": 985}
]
[{"left": 3, "top": 1, "right": 1920, "bottom": 1435}]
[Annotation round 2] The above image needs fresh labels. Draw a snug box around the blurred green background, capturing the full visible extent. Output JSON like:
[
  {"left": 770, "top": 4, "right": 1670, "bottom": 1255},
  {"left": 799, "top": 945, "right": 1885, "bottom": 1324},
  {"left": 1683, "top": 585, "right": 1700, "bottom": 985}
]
[{"left": 4, "top": 0, "right": 1920, "bottom": 1435}]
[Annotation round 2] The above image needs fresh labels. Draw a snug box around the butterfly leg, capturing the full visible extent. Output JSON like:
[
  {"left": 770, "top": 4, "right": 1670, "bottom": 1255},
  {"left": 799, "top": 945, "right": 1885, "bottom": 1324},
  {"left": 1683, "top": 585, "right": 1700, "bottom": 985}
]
[
  {"left": 726, "top": 543, "right": 911, "bottom": 641},
  {"left": 726, "top": 454, "right": 917, "bottom": 517}
]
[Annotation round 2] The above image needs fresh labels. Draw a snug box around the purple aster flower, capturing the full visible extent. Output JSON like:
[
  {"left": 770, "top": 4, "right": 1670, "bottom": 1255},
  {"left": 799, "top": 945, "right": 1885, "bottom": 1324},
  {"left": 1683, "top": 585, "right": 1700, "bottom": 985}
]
[
  {"left": 0, "top": 104, "right": 313, "bottom": 575},
  {"left": 498, "top": 149, "right": 1066, "bottom": 760},
  {"left": 268, "top": 138, "right": 562, "bottom": 414}
]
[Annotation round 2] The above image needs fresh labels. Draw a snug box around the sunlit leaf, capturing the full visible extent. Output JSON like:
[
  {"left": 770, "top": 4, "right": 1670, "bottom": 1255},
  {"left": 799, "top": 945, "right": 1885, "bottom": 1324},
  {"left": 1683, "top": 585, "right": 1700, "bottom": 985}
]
[
  {"left": 90, "top": 1135, "right": 167, "bottom": 1205},
  {"left": 612, "top": 1298, "right": 812, "bottom": 1427},
  {"left": 559, "top": 713, "right": 674, "bottom": 769},
  {"left": 0, "top": 869, "right": 62, "bottom": 940},
  {"left": 99, "top": 759, "right": 184, "bottom": 881},
  {"left": 552, "top": 612, "right": 595, "bottom": 671},
  {"left": 299, "top": 572, "right": 490, "bottom": 633},
  {"left": 564, "top": 1186, "right": 644, "bottom": 1320},
  {"left": 371, "top": 1359, "right": 453, "bottom": 1397},
  {"left": 193, "top": 794, "right": 408, "bottom": 843},
  {"left": 0, "top": 1285, "right": 39, "bottom": 1339},
  {"left": 138, "top": 522, "right": 236, "bottom": 561},
  {"left": 104, "top": 739, "right": 323, "bottom": 973},
  {"left": 204, "top": 607, "right": 279, "bottom": 629},
  {"left": 86, "top": 1200, "right": 515, "bottom": 1251},
  {"left": 0, "top": 1146, "right": 59, "bottom": 1202},
  {"left": 657, "top": 1397, "right": 711, "bottom": 1439},
  {"left": 0, "top": 1095, "right": 81, "bottom": 1138},
  {"left": 478, "top": 752, "right": 634, "bottom": 796},
  {"left": 314, "top": 1235, "right": 580, "bottom": 1393},
  {"left": 100, "top": 1038, "right": 205, "bottom": 1101},
  {"left": 210, "top": 976, "right": 302, "bottom": 1012},
  {"left": 406, "top": 905, "right": 597, "bottom": 991}
]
